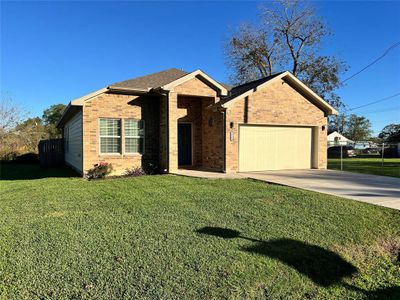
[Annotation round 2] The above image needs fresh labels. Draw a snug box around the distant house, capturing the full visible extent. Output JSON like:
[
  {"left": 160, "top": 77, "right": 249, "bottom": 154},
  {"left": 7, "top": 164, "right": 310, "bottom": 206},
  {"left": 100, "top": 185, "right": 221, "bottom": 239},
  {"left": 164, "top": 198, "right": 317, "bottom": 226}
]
[
  {"left": 353, "top": 141, "right": 378, "bottom": 150},
  {"left": 56, "top": 68, "right": 337, "bottom": 175},
  {"left": 327, "top": 131, "right": 353, "bottom": 147}
]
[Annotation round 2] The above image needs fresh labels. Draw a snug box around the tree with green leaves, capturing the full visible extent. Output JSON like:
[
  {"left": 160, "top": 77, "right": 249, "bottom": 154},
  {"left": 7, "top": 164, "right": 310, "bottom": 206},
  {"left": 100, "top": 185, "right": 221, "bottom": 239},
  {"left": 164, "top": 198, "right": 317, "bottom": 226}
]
[
  {"left": 42, "top": 103, "right": 66, "bottom": 137},
  {"left": 225, "top": 0, "right": 347, "bottom": 110},
  {"left": 342, "top": 114, "right": 373, "bottom": 141},
  {"left": 378, "top": 124, "right": 400, "bottom": 142}
]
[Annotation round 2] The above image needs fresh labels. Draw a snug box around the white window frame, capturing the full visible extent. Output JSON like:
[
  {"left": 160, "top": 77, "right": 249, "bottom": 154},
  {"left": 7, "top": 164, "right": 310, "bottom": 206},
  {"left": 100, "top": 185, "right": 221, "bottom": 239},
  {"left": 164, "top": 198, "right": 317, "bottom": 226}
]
[
  {"left": 99, "top": 118, "right": 121, "bottom": 155},
  {"left": 124, "top": 119, "right": 145, "bottom": 155}
]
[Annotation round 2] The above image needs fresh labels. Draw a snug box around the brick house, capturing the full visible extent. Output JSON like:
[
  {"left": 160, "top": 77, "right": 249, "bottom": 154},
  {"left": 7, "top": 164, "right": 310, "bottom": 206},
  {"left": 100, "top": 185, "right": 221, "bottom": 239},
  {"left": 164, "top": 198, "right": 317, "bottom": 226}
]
[{"left": 57, "top": 68, "right": 337, "bottom": 175}]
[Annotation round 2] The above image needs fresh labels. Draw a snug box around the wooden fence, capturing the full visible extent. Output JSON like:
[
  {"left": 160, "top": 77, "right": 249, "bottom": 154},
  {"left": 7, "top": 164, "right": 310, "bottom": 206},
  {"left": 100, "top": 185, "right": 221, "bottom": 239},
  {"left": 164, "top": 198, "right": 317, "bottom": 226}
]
[{"left": 38, "top": 139, "right": 64, "bottom": 168}]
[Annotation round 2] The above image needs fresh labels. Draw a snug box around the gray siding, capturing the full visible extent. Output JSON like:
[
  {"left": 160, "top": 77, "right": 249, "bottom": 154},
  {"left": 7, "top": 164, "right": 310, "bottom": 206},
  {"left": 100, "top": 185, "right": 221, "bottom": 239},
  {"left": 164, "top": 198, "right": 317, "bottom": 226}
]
[{"left": 64, "top": 111, "right": 83, "bottom": 173}]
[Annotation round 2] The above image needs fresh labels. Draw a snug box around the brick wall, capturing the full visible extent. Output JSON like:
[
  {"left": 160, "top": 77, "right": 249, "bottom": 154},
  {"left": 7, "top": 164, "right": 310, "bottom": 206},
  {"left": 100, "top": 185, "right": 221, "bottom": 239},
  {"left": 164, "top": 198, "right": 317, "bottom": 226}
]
[
  {"left": 78, "top": 75, "right": 326, "bottom": 175},
  {"left": 82, "top": 93, "right": 159, "bottom": 175},
  {"left": 225, "top": 78, "right": 328, "bottom": 172},
  {"left": 173, "top": 76, "right": 217, "bottom": 98},
  {"left": 201, "top": 99, "right": 224, "bottom": 171},
  {"left": 174, "top": 95, "right": 225, "bottom": 171},
  {"left": 177, "top": 96, "right": 203, "bottom": 167},
  {"left": 167, "top": 77, "right": 218, "bottom": 171},
  {"left": 159, "top": 95, "right": 168, "bottom": 172}
]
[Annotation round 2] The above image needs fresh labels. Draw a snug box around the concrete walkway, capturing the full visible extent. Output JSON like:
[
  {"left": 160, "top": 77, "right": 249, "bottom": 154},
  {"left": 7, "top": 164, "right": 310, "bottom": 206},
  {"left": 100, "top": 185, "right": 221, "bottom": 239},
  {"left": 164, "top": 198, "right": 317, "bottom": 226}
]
[
  {"left": 172, "top": 169, "right": 242, "bottom": 179},
  {"left": 173, "top": 169, "right": 400, "bottom": 211},
  {"left": 242, "top": 170, "right": 400, "bottom": 211}
]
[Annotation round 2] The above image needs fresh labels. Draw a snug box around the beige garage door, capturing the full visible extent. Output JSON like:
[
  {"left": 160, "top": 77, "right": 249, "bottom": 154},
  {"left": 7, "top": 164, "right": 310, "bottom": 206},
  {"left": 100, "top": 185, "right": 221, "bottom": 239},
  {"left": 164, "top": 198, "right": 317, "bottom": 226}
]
[{"left": 239, "top": 125, "right": 313, "bottom": 172}]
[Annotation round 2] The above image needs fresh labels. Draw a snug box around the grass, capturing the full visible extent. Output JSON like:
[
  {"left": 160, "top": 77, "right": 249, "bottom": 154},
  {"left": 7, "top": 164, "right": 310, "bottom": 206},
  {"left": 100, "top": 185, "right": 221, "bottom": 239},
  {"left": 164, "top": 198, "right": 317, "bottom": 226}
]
[
  {"left": 328, "top": 157, "right": 400, "bottom": 178},
  {"left": 0, "top": 163, "right": 400, "bottom": 299}
]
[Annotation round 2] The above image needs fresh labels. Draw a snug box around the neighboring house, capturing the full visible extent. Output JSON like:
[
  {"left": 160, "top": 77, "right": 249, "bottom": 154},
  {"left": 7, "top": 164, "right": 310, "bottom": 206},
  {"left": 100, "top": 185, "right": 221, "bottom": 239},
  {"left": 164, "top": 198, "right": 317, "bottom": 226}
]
[
  {"left": 353, "top": 141, "right": 378, "bottom": 150},
  {"left": 57, "top": 68, "right": 337, "bottom": 175},
  {"left": 327, "top": 131, "right": 354, "bottom": 147}
]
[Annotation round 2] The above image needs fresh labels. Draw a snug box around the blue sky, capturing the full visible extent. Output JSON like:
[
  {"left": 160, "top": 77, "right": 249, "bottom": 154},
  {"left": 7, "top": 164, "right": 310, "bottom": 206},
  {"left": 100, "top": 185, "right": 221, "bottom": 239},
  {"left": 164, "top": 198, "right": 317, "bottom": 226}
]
[{"left": 1, "top": 1, "right": 399, "bottom": 135}]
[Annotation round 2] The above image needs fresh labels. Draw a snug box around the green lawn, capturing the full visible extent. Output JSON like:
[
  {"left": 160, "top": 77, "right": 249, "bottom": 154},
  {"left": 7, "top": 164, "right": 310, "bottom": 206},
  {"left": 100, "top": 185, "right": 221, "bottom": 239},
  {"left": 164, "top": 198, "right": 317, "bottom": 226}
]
[
  {"left": 0, "top": 164, "right": 399, "bottom": 299},
  {"left": 328, "top": 157, "right": 400, "bottom": 178}
]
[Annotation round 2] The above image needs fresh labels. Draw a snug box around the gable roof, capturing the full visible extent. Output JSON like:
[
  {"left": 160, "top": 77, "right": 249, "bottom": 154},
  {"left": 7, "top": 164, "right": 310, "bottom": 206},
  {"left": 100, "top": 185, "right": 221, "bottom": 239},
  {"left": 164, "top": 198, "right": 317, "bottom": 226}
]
[
  {"left": 220, "top": 71, "right": 338, "bottom": 115},
  {"left": 57, "top": 68, "right": 229, "bottom": 127},
  {"left": 327, "top": 131, "right": 353, "bottom": 142},
  {"left": 222, "top": 72, "right": 284, "bottom": 103},
  {"left": 109, "top": 68, "right": 189, "bottom": 91},
  {"left": 161, "top": 69, "right": 228, "bottom": 96},
  {"left": 58, "top": 68, "right": 338, "bottom": 128}
]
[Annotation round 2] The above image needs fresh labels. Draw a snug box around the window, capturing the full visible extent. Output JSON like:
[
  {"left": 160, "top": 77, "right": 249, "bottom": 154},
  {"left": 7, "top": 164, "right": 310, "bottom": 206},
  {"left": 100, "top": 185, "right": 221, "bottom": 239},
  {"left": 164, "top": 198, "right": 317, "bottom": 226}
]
[
  {"left": 100, "top": 118, "right": 121, "bottom": 153},
  {"left": 125, "top": 119, "right": 144, "bottom": 154}
]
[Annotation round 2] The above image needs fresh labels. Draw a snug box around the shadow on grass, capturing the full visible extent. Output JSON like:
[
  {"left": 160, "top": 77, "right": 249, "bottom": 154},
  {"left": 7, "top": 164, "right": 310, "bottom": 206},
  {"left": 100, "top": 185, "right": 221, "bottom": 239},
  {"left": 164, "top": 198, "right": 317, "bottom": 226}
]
[
  {"left": 343, "top": 283, "right": 400, "bottom": 300},
  {"left": 243, "top": 239, "right": 357, "bottom": 287},
  {"left": 364, "top": 286, "right": 400, "bottom": 300},
  {"left": 197, "top": 227, "right": 400, "bottom": 297},
  {"left": 196, "top": 227, "right": 357, "bottom": 287},
  {"left": 196, "top": 226, "right": 262, "bottom": 241},
  {"left": 0, "top": 163, "right": 79, "bottom": 180}
]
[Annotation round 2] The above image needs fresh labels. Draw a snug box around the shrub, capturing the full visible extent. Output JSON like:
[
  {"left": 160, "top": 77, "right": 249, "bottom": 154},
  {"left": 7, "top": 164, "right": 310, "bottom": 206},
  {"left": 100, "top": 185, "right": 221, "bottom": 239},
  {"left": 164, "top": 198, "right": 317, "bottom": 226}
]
[
  {"left": 123, "top": 166, "right": 146, "bottom": 177},
  {"left": 0, "top": 151, "right": 18, "bottom": 161},
  {"left": 86, "top": 162, "right": 113, "bottom": 180},
  {"left": 143, "top": 162, "right": 160, "bottom": 175},
  {"left": 15, "top": 152, "right": 39, "bottom": 164}
]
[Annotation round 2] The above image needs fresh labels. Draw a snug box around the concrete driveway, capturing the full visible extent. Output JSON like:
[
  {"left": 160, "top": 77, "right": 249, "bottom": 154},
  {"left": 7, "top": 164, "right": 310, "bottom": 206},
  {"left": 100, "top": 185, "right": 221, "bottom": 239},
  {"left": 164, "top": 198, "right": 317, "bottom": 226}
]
[{"left": 242, "top": 170, "right": 400, "bottom": 210}]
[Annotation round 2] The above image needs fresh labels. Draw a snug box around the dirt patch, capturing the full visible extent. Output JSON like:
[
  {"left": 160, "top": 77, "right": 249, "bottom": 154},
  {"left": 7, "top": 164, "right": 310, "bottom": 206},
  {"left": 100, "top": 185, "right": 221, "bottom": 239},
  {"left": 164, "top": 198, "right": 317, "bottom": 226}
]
[
  {"left": 377, "top": 238, "right": 400, "bottom": 263},
  {"left": 333, "top": 237, "right": 400, "bottom": 265}
]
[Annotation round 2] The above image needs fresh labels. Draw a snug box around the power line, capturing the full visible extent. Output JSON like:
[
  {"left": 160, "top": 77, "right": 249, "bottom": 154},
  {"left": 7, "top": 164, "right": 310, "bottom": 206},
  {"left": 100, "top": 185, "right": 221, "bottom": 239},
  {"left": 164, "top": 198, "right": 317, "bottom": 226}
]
[
  {"left": 355, "top": 106, "right": 400, "bottom": 116},
  {"left": 345, "top": 92, "right": 400, "bottom": 112},
  {"left": 342, "top": 41, "right": 400, "bottom": 83}
]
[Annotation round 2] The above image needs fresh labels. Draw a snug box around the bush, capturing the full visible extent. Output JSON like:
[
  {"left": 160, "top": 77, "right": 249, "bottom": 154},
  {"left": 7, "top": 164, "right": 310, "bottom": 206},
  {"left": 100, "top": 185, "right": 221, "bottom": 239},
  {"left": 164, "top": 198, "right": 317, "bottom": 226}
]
[
  {"left": 0, "top": 151, "right": 18, "bottom": 161},
  {"left": 380, "top": 145, "right": 400, "bottom": 158},
  {"left": 15, "top": 152, "right": 39, "bottom": 164},
  {"left": 143, "top": 162, "right": 160, "bottom": 175},
  {"left": 123, "top": 166, "right": 146, "bottom": 177},
  {"left": 86, "top": 162, "right": 113, "bottom": 180}
]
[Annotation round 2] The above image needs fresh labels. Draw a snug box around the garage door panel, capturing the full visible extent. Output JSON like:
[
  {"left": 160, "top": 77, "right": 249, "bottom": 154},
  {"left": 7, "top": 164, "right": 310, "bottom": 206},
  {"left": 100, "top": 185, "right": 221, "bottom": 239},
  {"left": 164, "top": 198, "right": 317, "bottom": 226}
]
[{"left": 239, "top": 125, "right": 313, "bottom": 171}]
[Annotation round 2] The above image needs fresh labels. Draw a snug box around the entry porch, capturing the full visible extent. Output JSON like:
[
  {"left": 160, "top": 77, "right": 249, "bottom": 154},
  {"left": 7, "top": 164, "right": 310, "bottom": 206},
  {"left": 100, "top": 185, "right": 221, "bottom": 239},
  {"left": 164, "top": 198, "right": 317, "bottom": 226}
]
[{"left": 176, "top": 95, "right": 224, "bottom": 172}]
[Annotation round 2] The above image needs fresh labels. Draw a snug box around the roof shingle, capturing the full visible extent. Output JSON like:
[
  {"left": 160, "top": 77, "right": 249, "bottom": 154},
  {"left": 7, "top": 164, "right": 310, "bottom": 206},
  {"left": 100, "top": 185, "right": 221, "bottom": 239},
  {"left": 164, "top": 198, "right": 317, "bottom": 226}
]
[
  {"left": 110, "top": 68, "right": 189, "bottom": 90},
  {"left": 222, "top": 72, "right": 284, "bottom": 103}
]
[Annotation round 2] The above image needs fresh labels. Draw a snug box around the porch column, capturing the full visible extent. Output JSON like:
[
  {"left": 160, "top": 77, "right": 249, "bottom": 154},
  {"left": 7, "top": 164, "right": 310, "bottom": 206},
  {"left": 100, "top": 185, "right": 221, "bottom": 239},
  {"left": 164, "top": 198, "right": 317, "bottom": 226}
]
[
  {"left": 168, "top": 91, "right": 178, "bottom": 172},
  {"left": 159, "top": 95, "right": 168, "bottom": 172}
]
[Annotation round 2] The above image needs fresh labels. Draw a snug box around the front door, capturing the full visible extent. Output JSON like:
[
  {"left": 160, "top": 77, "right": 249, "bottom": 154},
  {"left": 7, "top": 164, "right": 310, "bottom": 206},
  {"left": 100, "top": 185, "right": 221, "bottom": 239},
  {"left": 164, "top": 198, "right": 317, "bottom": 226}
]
[{"left": 178, "top": 123, "right": 192, "bottom": 166}]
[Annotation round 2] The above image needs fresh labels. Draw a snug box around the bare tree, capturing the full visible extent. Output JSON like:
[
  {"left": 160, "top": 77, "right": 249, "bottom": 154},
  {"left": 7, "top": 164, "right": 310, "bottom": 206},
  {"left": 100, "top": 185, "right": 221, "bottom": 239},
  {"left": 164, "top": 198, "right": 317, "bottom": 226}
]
[
  {"left": 14, "top": 117, "right": 48, "bottom": 153},
  {"left": 261, "top": 0, "right": 328, "bottom": 76},
  {"left": 225, "top": 0, "right": 347, "bottom": 109},
  {"left": 0, "top": 96, "right": 24, "bottom": 135},
  {"left": 226, "top": 24, "right": 280, "bottom": 84}
]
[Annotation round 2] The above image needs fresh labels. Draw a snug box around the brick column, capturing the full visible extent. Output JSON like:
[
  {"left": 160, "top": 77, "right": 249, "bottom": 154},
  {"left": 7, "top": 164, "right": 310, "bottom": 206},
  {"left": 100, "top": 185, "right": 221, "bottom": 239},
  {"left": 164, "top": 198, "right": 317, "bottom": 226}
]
[
  {"left": 168, "top": 91, "right": 178, "bottom": 172},
  {"left": 159, "top": 95, "right": 168, "bottom": 172}
]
